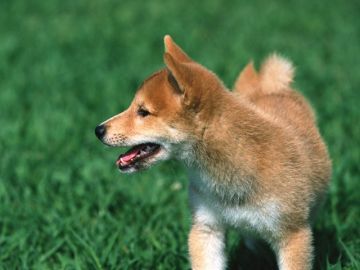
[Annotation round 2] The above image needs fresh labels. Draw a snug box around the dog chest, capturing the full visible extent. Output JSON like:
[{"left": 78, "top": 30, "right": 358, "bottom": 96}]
[{"left": 188, "top": 169, "right": 281, "bottom": 236}]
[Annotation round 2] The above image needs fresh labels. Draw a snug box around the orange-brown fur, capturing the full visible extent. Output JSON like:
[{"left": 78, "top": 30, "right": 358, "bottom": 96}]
[{"left": 96, "top": 35, "right": 331, "bottom": 270}]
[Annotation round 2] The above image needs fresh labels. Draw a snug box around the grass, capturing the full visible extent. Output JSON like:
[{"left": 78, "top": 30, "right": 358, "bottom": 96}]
[{"left": 0, "top": 0, "right": 359, "bottom": 269}]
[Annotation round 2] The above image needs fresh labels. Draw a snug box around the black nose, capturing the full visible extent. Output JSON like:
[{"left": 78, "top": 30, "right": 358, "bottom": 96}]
[{"left": 95, "top": 124, "right": 106, "bottom": 139}]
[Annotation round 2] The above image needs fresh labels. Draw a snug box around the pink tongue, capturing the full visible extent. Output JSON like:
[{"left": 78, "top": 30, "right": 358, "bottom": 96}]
[{"left": 117, "top": 149, "right": 140, "bottom": 166}]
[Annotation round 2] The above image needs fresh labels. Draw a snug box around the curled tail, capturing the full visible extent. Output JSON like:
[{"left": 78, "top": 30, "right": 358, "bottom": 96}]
[
  {"left": 259, "top": 53, "right": 295, "bottom": 93},
  {"left": 233, "top": 54, "right": 295, "bottom": 96}
]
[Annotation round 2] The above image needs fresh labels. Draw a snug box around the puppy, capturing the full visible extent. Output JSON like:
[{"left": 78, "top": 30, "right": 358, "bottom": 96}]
[{"left": 95, "top": 35, "right": 331, "bottom": 270}]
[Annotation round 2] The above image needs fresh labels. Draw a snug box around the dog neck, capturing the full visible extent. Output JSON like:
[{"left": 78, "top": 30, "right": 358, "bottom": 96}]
[{"left": 184, "top": 91, "right": 277, "bottom": 202}]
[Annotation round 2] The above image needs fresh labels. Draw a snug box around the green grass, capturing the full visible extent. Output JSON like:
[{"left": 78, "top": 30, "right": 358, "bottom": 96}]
[{"left": 0, "top": 0, "right": 359, "bottom": 269}]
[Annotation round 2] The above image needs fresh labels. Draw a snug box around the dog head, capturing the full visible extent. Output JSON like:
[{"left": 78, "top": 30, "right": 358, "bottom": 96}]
[{"left": 95, "top": 35, "right": 225, "bottom": 173}]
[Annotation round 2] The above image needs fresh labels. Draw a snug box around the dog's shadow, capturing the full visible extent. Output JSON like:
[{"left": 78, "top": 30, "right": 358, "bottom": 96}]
[
  {"left": 228, "top": 227, "right": 341, "bottom": 270},
  {"left": 227, "top": 235, "right": 277, "bottom": 270}
]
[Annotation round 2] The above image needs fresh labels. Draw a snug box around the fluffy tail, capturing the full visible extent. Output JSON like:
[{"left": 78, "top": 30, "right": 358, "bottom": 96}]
[
  {"left": 233, "top": 54, "right": 295, "bottom": 96},
  {"left": 259, "top": 54, "right": 295, "bottom": 93}
]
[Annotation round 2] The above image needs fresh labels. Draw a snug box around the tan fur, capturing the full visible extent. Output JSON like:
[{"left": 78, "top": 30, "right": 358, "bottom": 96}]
[
  {"left": 188, "top": 223, "right": 226, "bottom": 270},
  {"left": 277, "top": 227, "right": 314, "bottom": 270},
  {"left": 233, "top": 61, "right": 259, "bottom": 98},
  {"left": 260, "top": 53, "right": 295, "bottom": 93},
  {"left": 96, "top": 35, "right": 331, "bottom": 270}
]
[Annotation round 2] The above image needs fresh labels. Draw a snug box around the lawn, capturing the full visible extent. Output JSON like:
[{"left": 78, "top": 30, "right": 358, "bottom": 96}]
[{"left": 0, "top": 0, "right": 359, "bottom": 269}]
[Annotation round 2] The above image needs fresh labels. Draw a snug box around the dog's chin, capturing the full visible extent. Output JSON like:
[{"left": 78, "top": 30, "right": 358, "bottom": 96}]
[
  {"left": 117, "top": 161, "right": 153, "bottom": 174},
  {"left": 116, "top": 144, "right": 168, "bottom": 174}
]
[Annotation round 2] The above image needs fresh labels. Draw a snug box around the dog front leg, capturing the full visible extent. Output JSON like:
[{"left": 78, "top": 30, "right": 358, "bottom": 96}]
[
  {"left": 188, "top": 222, "right": 226, "bottom": 270},
  {"left": 276, "top": 226, "right": 313, "bottom": 270}
]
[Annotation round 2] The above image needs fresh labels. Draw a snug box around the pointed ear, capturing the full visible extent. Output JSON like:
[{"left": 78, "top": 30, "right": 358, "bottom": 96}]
[
  {"left": 167, "top": 70, "right": 183, "bottom": 95},
  {"left": 164, "top": 52, "right": 190, "bottom": 93},
  {"left": 164, "top": 52, "right": 197, "bottom": 106},
  {"left": 164, "top": 35, "right": 192, "bottom": 63},
  {"left": 233, "top": 61, "right": 259, "bottom": 94}
]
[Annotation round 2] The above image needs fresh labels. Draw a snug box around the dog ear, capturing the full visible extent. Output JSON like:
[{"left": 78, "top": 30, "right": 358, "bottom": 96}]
[
  {"left": 163, "top": 35, "right": 193, "bottom": 96},
  {"left": 164, "top": 52, "right": 197, "bottom": 106},
  {"left": 164, "top": 35, "right": 192, "bottom": 63},
  {"left": 233, "top": 61, "right": 259, "bottom": 94},
  {"left": 167, "top": 69, "right": 183, "bottom": 95},
  {"left": 164, "top": 52, "right": 190, "bottom": 93}
]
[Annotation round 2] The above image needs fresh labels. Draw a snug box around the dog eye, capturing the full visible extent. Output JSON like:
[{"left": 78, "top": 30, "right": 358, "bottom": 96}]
[{"left": 137, "top": 108, "right": 150, "bottom": 117}]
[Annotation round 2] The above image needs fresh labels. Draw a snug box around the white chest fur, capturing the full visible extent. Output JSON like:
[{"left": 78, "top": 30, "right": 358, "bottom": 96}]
[{"left": 188, "top": 169, "right": 281, "bottom": 238}]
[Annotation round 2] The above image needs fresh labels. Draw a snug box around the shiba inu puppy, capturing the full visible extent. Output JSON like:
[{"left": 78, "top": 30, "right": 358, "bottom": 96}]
[{"left": 95, "top": 35, "right": 331, "bottom": 270}]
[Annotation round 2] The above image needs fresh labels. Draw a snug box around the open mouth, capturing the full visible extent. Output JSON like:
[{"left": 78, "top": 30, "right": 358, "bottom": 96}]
[{"left": 115, "top": 143, "right": 161, "bottom": 171}]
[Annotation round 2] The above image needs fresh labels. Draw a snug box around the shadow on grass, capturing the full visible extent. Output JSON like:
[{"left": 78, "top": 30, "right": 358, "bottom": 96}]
[
  {"left": 228, "top": 238, "right": 277, "bottom": 270},
  {"left": 227, "top": 228, "right": 341, "bottom": 270},
  {"left": 313, "top": 227, "right": 342, "bottom": 270}
]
